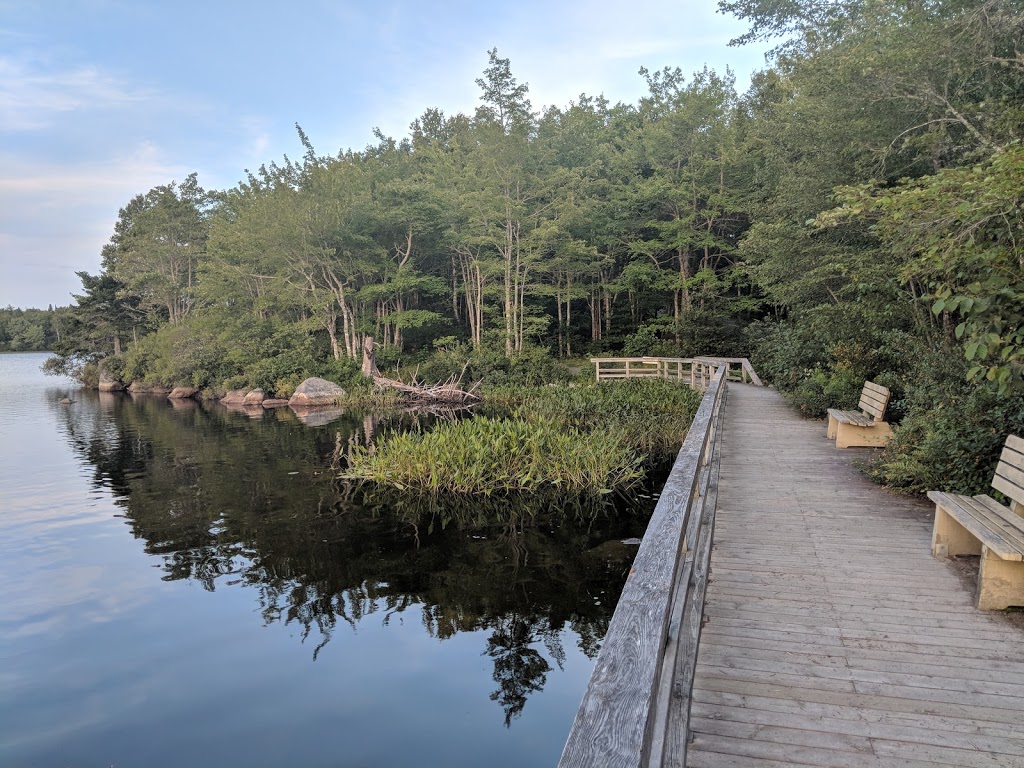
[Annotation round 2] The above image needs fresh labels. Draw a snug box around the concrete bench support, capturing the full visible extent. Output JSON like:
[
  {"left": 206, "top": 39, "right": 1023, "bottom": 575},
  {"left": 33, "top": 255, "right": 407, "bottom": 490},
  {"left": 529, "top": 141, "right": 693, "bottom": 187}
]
[
  {"left": 928, "top": 434, "right": 1024, "bottom": 610},
  {"left": 826, "top": 381, "right": 892, "bottom": 449}
]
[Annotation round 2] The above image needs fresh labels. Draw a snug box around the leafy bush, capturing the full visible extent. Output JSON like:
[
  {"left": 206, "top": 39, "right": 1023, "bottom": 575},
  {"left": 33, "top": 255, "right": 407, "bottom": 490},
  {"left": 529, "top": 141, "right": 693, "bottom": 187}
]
[
  {"left": 868, "top": 348, "right": 1024, "bottom": 495},
  {"left": 787, "top": 364, "right": 865, "bottom": 419},
  {"left": 417, "top": 342, "right": 566, "bottom": 387},
  {"left": 622, "top": 324, "right": 681, "bottom": 357},
  {"left": 121, "top": 321, "right": 231, "bottom": 388}
]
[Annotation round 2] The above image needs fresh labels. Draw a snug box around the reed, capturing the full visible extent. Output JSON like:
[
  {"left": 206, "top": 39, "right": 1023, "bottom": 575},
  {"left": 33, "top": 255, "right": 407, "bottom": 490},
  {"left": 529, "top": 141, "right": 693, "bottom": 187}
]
[
  {"left": 342, "top": 380, "right": 701, "bottom": 497},
  {"left": 484, "top": 379, "right": 702, "bottom": 458},
  {"left": 344, "top": 416, "right": 645, "bottom": 497}
]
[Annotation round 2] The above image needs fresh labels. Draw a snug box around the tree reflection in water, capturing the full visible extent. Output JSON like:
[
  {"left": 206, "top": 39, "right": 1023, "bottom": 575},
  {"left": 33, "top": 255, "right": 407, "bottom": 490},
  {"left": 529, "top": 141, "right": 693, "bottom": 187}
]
[{"left": 52, "top": 391, "right": 652, "bottom": 725}]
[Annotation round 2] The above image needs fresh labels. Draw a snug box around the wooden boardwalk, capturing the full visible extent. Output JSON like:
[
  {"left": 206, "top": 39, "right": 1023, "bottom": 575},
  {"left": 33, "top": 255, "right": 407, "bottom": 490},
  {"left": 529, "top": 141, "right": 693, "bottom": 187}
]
[{"left": 688, "top": 384, "right": 1024, "bottom": 768}]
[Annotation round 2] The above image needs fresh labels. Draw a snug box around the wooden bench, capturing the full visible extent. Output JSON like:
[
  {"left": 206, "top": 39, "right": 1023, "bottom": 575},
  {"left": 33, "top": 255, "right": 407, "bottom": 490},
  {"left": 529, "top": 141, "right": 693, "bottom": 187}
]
[
  {"left": 928, "top": 434, "right": 1024, "bottom": 610},
  {"left": 826, "top": 381, "right": 892, "bottom": 448}
]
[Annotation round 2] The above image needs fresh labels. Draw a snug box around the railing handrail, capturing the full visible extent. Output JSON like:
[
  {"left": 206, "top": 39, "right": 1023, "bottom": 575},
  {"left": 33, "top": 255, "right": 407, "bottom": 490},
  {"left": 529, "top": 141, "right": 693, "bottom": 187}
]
[
  {"left": 590, "top": 356, "right": 762, "bottom": 387},
  {"left": 559, "top": 365, "right": 727, "bottom": 767}
]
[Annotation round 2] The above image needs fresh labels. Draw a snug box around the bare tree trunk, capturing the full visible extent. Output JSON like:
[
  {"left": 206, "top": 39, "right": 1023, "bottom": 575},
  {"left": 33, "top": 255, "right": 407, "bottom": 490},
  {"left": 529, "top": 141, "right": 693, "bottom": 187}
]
[
  {"left": 326, "top": 309, "right": 341, "bottom": 360},
  {"left": 678, "top": 247, "right": 692, "bottom": 313},
  {"left": 603, "top": 287, "right": 612, "bottom": 338},
  {"left": 361, "top": 335, "right": 378, "bottom": 377},
  {"left": 565, "top": 292, "right": 572, "bottom": 357}
]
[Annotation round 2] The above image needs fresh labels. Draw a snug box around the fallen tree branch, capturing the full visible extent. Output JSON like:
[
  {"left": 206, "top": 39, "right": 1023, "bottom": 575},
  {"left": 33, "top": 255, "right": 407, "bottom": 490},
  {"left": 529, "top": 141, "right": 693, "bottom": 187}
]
[{"left": 363, "top": 335, "right": 481, "bottom": 404}]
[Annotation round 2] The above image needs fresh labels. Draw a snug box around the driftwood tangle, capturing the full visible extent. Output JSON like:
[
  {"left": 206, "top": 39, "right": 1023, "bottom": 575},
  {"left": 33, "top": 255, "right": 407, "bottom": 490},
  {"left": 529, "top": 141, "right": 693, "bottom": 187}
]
[{"left": 362, "top": 336, "right": 480, "bottom": 405}]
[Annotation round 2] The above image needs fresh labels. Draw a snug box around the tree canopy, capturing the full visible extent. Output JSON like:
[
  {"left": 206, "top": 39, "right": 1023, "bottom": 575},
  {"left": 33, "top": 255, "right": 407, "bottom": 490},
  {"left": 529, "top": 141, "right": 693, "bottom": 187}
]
[{"left": 48, "top": 15, "right": 1024, "bottom": 492}]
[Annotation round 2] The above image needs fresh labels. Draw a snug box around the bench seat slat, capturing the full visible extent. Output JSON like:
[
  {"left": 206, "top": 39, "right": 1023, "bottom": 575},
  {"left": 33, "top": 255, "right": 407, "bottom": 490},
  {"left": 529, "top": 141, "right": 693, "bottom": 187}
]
[
  {"left": 827, "top": 408, "right": 875, "bottom": 427},
  {"left": 973, "top": 494, "right": 1024, "bottom": 523},
  {"left": 1007, "top": 434, "right": 1024, "bottom": 454},
  {"left": 960, "top": 495, "right": 1024, "bottom": 550},
  {"left": 927, "top": 491, "right": 1024, "bottom": 560}
]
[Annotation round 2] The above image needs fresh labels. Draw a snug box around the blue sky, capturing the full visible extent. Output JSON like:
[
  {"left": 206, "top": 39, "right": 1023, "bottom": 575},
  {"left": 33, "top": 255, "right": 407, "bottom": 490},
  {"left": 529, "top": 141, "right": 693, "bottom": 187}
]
[{"left": 0, "top": 0, "right": 767, "bottom": 309}]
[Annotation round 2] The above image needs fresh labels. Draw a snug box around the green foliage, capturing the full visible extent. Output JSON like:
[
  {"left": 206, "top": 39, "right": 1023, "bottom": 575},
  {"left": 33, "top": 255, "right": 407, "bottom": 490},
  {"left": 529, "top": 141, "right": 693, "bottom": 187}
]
[
  {"left": 43, "top": 14, "right": 1024, "bottom": 498},
  {"left": 121, "top": 320, "right": 231, "bottom": 389},
  {"left": 787, "top": 365, "right": 865, "bottom": 419},
  {"left": 747, "top": 310, "right": 918, "bottom": 419},
  {"left": 345, "top": 378, "right": 699, "bottom": 498},
  {"left": 485, "top": 379, "right": 703, "bottom": 459},
  {"left": 0, "top": 306, "right": 67, "bottom": 352},
  {"left": 345, "top": 417, "right": 644, "bottom": 497},
  {"left": 869, "top": 348, "right": 1024, "bottom": 495},
  {"left": 622, "top": 324, "right": 682, "bottom": 357},
  {"left": 102, "top": 173, "right": 209, "bottom": 327},
  {"left": 824, "top": 147, "right": 1024, "bottom": 394},
  {"left": 417, "top": 343, "right": 567, "bottom": 387}
]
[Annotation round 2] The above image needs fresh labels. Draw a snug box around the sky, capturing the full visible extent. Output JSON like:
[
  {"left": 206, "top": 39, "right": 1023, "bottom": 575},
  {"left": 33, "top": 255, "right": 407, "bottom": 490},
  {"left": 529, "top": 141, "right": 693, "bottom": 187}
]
[{"left": 0, "top": 0, "right": 769, "bottom": 309}]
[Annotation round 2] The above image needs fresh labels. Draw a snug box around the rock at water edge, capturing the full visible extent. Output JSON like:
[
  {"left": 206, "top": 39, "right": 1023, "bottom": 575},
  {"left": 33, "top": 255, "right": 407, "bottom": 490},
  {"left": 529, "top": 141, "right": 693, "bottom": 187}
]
[
  {"left": 243, "top": 388, "right": 266, "bottom": 405},
  {"left": 220, "top": 389, "right": 248, "bottom": 405},
  {"left": 288, "top": 377, "right": 346, "bottom": 407}
]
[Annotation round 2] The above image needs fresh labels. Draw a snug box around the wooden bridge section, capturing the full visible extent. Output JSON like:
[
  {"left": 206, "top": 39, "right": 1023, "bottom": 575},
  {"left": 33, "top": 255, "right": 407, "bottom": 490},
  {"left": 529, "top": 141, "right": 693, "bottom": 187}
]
[
  {"left": 592, "top": 357, "right": 762, "bottom": 388},
  {"left": 562, "top": 376, "right": 1024, "bottom": 766}
]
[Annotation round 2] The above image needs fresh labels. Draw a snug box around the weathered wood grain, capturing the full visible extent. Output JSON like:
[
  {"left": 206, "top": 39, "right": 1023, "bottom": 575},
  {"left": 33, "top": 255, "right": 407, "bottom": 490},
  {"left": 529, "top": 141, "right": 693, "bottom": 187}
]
[
  {"left": 559, "top": 368, "right": 726, "bottom": 767},
  {"left": 687, "top": 384, "right": 1024, "bottom": 767}
]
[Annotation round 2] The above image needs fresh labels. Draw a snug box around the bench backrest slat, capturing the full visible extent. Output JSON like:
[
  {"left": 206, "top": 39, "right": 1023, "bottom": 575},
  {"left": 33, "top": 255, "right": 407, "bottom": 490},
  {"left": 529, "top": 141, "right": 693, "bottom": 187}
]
[
  {"left": 993, "top": 437, "right": 1024, "bottom": 513},
  {"left": 857, "top": 381, "right": 890, "bottom": 422}
]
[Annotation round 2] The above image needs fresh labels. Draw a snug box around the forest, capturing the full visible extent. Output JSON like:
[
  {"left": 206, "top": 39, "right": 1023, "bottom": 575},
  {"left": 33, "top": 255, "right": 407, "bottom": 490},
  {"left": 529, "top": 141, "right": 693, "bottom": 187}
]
[
  {"left": 0, "top": 306, "right": 69, "bottom": 352},
  {"left": 45, "top": 0, "right": 1024, "bottom": 495}
]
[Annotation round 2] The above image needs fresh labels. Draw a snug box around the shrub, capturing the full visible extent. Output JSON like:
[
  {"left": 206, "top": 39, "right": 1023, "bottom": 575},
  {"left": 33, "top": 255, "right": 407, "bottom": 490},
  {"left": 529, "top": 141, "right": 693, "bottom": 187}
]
[
  {"left": 622, "top": 324, "right": 681, "bottom": 357},
  {"left": 868, "top": 347, "right": 1024, "bottom": 495},
  {"left": 417, "top": 342, "right": 566, "bottom": 387}
]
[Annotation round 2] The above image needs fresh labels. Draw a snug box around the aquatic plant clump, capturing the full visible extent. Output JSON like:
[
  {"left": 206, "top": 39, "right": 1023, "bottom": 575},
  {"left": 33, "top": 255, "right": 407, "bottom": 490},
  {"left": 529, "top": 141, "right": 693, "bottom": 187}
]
[
  {"left": 344, "top": 417, "right": 645, "bottom": 497},
  {"left": 487, "top": 379, "right": 703, "bottom": 458}
]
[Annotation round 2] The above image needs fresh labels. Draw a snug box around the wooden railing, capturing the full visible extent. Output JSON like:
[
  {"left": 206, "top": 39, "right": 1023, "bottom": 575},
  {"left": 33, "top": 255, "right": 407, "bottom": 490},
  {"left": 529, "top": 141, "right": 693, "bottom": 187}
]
[
  {"left": 559, "top": 365, "right": 727, "bottom": 767},
  {"left": 592, "top": 356, "right": 762, "bottom": 388}
]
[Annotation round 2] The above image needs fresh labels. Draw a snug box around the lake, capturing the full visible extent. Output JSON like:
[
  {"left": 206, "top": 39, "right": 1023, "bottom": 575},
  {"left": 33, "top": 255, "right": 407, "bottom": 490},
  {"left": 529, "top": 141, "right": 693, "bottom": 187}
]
[{"left": 0, "top": 352, "right": 652, "bottom": 767}]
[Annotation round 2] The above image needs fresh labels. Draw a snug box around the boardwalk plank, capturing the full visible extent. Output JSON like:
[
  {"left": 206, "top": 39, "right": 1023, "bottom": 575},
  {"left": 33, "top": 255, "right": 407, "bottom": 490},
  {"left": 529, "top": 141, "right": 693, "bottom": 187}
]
[
  {"left": 692, "top": 691, "right": 1024, "bottom": 741},
  {"left": 685, "top": 384, "right": 1024, "bottom": 767}
]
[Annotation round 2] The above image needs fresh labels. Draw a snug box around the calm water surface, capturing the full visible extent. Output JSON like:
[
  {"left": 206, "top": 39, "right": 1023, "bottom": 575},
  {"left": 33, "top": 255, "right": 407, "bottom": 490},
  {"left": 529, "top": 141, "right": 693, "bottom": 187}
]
[{"left": 0, "top": 353, "right": 651, "bottom": 767}]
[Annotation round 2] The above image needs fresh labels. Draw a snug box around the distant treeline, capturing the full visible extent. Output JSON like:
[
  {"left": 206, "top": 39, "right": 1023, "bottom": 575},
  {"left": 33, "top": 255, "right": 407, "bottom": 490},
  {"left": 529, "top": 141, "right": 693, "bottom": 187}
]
[
  {"left": 0, "top": 306, "right": 71, "bottom": 352},
  {"left": 46, "top": 0, "right": 1024, "bottom": 494}
]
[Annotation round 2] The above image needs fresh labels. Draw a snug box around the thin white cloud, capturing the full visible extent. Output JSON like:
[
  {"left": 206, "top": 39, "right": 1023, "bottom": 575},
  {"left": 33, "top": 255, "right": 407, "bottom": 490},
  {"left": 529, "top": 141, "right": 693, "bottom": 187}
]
[
  {"left": 0, "top": 144, "right": 193, "bottom": 306},
  {"left": 0, "top": 143, "right": 188, "bottom": 204},
  {"left": 236, "top": 116, "right": 273, "bottom": 167},
  {"left": 0, "top": 55, "right": 146, "bottom": 131}
]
